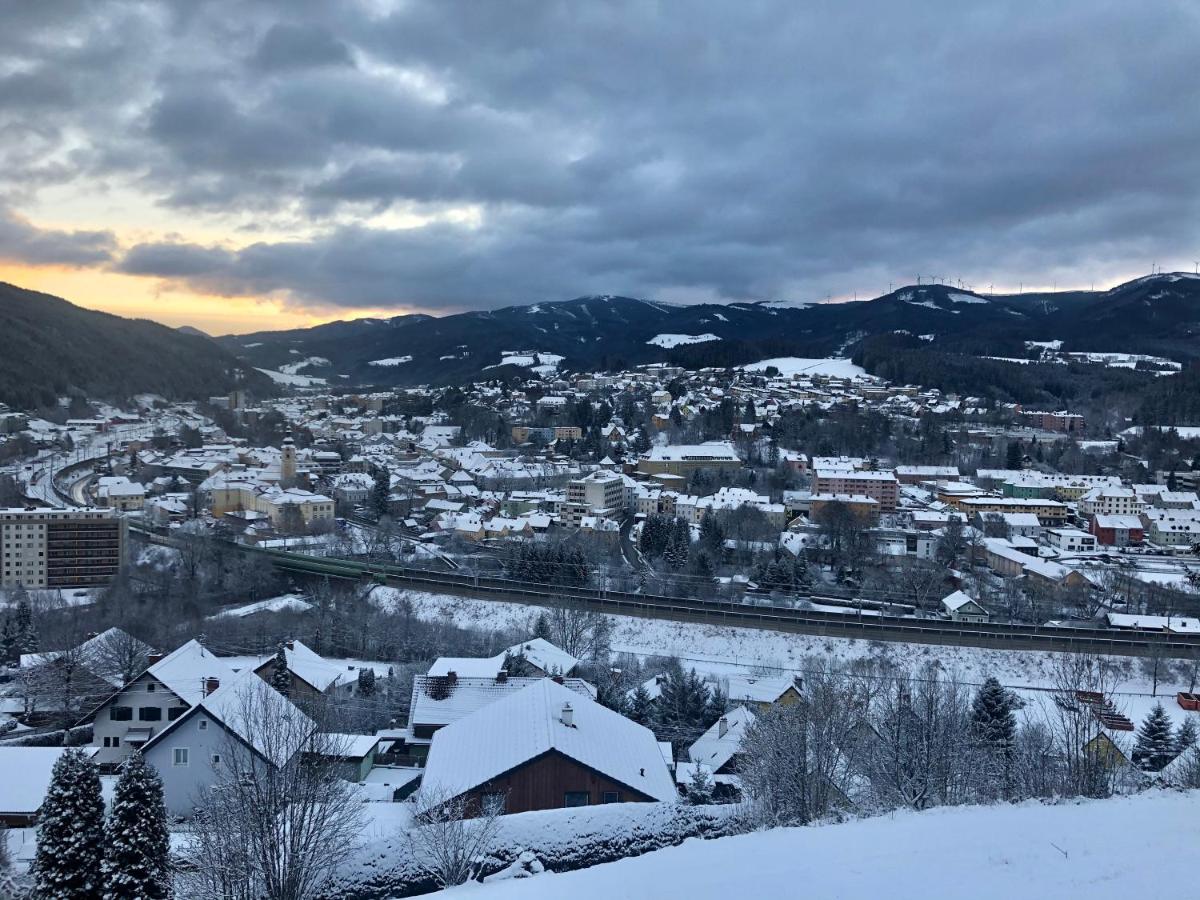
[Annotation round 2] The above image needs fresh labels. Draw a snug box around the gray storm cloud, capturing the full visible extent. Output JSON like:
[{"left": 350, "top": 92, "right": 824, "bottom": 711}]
[{"left": 3, "top": 0, "right": 1199, "bottom": 310}]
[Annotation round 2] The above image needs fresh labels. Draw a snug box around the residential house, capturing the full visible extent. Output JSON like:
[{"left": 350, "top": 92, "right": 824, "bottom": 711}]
[
  {"left": 417, "top": 679, "right": 677, "bottom": 816},
  {"left": 86, "top": 640, "right": 234, "bottom": 767},
  {"left": 140, "top": 670, "right": 316, "bottom": 817}
]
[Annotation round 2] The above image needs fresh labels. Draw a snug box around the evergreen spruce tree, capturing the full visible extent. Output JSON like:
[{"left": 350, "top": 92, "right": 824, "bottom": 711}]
[
  {"left": 0, "top": 617, "right": 16, "bottom": 665},
  {"left": 969, "top": 676, "right": 1017, "bottom": 752},
  {"left": 357, "top": 667, "right": 377, "bottom": 697},
  {"left": 101, "top": 752, "right": 170, "bottom": 900},
  {"left": 270, "top": 643, "right": 292, "bottom": 697},
  {"left": 532, "top": 612, "right": 552, "bottom": 642},
  {"left": 370, "top": 469, "right": 391, "bottom": 519},
  {"left": 15, "top": 596, "right": 37, "bottom": 653},
  {"left": 1175, "top": 717, "right": 1198, "bottom": 754},
  {"left": 686, "top": 765, "right": 714, "bottom": 805},
  {"left": 626, "top": 684, "right": 654, "bottom": 726},
  {"left": 34, "top": 748, "right": 105, "bottom": 899},
  {"left": 1133, "top": 703, "right": 1176, "bottom": 771}
]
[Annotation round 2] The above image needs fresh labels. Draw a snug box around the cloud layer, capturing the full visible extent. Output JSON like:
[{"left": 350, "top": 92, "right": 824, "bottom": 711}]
[{"left": 4, "top": 0, "right": 1200, "bottom": 312}]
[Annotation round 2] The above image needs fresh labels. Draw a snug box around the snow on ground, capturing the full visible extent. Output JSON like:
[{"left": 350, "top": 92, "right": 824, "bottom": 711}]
[
  {"left": 740, "top": 357, "right": 868, "bottom": 379},
  {"left": 647, "top": 333, "right": 722, "bottom": 348},
  {"left": 368, "top": 588, "right": 1192, "bottom": 700},
  {"left": 949, "top": 292, "right": 988, "bottom": 304},
  {"left": 487, "top": 352, "right": 566, "bottom": 369},
  {"left": 207, "top": 593, "right": 313, "bottom": 619},
  {"left": 278, "top": 356, "right": 331, "bottom": 375},
  {"left": 448, "top": 791, "right": 1200, "bottom": 900},
  {"left": 368, "top": 356, "right": 413, "bottom": 366},
  {"left": 1026, "top": 339, "right": 1063, "bottom": 350},
  {"left": 254, "top": 367, "right": 326, "bottom": 387},
  {"left": 1121, "top": 425, "right": 1200, "bottom": 440}
]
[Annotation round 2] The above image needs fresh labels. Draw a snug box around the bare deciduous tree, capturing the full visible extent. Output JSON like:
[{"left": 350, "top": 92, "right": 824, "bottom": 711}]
[
  {"left": 179, "top": 682, "right": 364, "bottom": 900},
  {"left": 408, "top": 786, "right": 505, "bottom": 888}
]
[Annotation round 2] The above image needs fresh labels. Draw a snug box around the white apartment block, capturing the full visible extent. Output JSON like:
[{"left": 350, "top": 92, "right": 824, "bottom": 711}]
[{"left": 1, "top": 507, "right": 125, "bottom": 589}]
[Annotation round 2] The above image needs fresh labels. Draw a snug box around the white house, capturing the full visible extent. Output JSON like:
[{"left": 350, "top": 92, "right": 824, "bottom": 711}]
[
  {"left": 140, "top": 670, "right": 315, "bottom": 817},
  {"left": 941, "top": 590, "right": 990, "bottom": 623},
  {"left": 87, "top": 640, "right": 235, "bottom": 767}
]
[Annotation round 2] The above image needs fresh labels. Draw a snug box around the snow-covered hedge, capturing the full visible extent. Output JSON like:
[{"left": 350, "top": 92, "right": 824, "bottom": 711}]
[{"left": 321, "top": 802, "right": 740, "bottom": 899}]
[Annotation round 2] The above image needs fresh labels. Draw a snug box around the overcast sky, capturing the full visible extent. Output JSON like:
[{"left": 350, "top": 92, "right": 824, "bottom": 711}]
[{"left": 2, "top": 0, "right": 1199, "bottom": 332}]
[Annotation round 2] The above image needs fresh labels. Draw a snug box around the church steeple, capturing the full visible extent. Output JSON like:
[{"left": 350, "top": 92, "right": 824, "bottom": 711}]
[{"left": 281, "top": 429, "right": 297, "bottom": 482}]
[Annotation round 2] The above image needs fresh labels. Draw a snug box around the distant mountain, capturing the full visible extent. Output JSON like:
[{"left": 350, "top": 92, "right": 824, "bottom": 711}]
[
  {"left": 0, "top": 282, "right": 272, "bottom": 409},
  {"left": 213, "top": 274, "right": 1200, "bottom": 387},
  {"left": 176, "top": 325, "right": 210, "bottom": 337}
]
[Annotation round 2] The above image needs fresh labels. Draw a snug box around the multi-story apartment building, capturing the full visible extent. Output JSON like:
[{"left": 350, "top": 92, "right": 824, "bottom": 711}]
[
  {"left": 1078, "top": 486, "right": 1144, "bottom": 518},
  {"left": 0, "top": 507, "right": 126, "bottom": 589},
  {"left": 811, "top": 469, "right": 899, "bottom": 512},
  {"left": 563, "top": 471, "right": 625, "bottom": 527}
]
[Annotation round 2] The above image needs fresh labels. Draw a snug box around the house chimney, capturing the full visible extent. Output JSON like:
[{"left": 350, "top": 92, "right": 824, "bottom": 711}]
[
  {"left": 718, "top": 716, "right": 729, "bottom": 738},
  {"left": 284, "top": 640, "right": 295, "bottom": 651},
  {"left": 496, "top": 669, "right": 508, "bottom": 683},
  {"left": 203, "top": 677, "right": 220, "bottom": 696},
  {"left": 552, "top": 675, "right": 564, "bottom": 685},
  {"left": 560, "top": 703, "right": 574, "bottom": 727},
  {"left": 447, "top": 670, "right": 458, "bottom": 684},
  {"left": 793, "top": 675, "right": 804, "bottom": 692},
  {"left": 146, "top": 652, "right": 164, "bottom": 667}
]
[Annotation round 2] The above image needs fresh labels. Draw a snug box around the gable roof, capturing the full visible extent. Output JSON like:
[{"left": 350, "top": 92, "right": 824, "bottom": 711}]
[
  {"left": 409, "top": 674, "right": 596, "bottom": 730},
  {"left": 941, "top": 590, "right": 986, "bottom": 613},
  {"left": 252, "top": 640, "right": 348, "bottom": 693},
  {"left": 418, "top": 680, "right": 677, "bottom": 808},
  {"left": 688, "top": 705, "right": 757, "bottom": 772},
  {"left": 428, "top": 638, "right": 580, "bottom": 680},
  {"left": 724, "top": 673, "right": 801, "bottom": 705},
  {"left": 148, "top": 639, "right": 237, "bottom": 705},
  {"left": 142, "top": 669, "right": 315, "bottom": 767}
]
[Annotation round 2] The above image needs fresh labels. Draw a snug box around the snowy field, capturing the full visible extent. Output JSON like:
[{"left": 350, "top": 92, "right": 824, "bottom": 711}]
[
  {"left": 646, "top": 333, "right": 721, "bottom": 348},
  {"left": 449, "top": 790, "right": 1200, "bottom": 900},
  {"left": 368, "top": 356, "right": 413, "bottom": 366},
  {"left": 740, "top": 357, "right": 868, "bottom": 379},
  {"left": 370, "top": 588, "right": 1198, "bottom": 708},
  {"left": 253, "top": 367, "right": 327, "bottom": 387}
]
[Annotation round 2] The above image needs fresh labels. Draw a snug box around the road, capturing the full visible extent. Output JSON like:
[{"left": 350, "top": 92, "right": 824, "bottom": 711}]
[{"left": 133, "top": 528, "right": 1200, "bottom": 659}]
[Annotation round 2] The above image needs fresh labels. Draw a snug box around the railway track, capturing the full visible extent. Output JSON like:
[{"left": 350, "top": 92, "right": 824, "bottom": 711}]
[{"left": 133, "top": 527, "right": 1200, "bottom": 659}]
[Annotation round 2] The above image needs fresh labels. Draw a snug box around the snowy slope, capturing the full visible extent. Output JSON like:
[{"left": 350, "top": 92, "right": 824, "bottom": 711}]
[
  {"left": 647, "top": 333, "right": 722, "bottom": 348},
  {"left": 740, "top": 357, "right": 868, "bottom": 378},
  {"left": 450, "top": 791, "right": 1200, "bottom": 900}
]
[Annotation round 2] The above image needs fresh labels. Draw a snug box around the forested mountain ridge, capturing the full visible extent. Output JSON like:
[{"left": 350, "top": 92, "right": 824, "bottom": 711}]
[
  {"left": 0, "top": 282, "right": 271, "bottom": 409},
  {"left": 214, "top": 274, "right": 1200, "bottom": 388}
]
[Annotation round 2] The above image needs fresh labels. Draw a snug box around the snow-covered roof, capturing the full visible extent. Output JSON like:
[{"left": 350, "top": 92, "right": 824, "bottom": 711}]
[
  {"left": 941, "top": 590, "right": 985, "bottom": 613},
  {"left": 418, "top": 680, "right": 677, "bottom": 808},
  {"left": 688, "top": 705, "right": 757, "bottom": 772},
  {"left": 427, "top": 638, "right": 579, "bottom": 680},
  {"left": 0, "top": 747, "right": 71, "bottom": 814},
  {"left": 144, "top": 669, "right": 315, "bottom": 766},
  {"left": 147, "top": 639, "right": 236, "bottom": 705},
  {"left": 409, "top": 675, "right": 596, "bottom": 730},
  {"left": 724, "top": 674, "right": 801, "bottom": 705}
]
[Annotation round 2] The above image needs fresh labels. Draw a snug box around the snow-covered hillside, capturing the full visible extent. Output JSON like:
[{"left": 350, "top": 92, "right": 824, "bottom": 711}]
[
  {"left": 740, "top": 357, "right": 868, "bottom": 378},
  {"left": 647, "top": 333, "right": 721, "bottom": 348},
  {"left": 451, "top": 791, "right": 1199, "bottom": 900}
]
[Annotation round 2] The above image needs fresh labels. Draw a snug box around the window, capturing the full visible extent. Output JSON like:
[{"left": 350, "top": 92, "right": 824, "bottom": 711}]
[
  {"left": 146, "top": 683, "right": 156, "bottom": 692},
  {"left": 601, "top": 791, "right": 621, "bottom": 804},
  {"left": 110, "top": 706, "right": 133, "bottom": 721},
  {"left": 138, "top": 707, "right": 163, "bottom": 721},
  {"left": 210, "top": 754, "right": 221, "bottom": 765},
  {"left": 112, "top": 737, "right": 120, "bottom": 748},
  {"left": 168, "top": 707, "right": 184, "bottom": 721},
  {"left": 173, "top": 748, "right": 189, "bottom": 767},
  {"left": 198, "top": 719, "right": 208, "bottom": 731},
  {"left": 564, "top": 791, "right": 590, "bottom": 808}
]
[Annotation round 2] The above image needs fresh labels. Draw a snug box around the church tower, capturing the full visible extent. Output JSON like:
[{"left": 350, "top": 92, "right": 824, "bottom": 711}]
[{"left": 281, "top": 429, "right": 297, "bottom": 483}]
